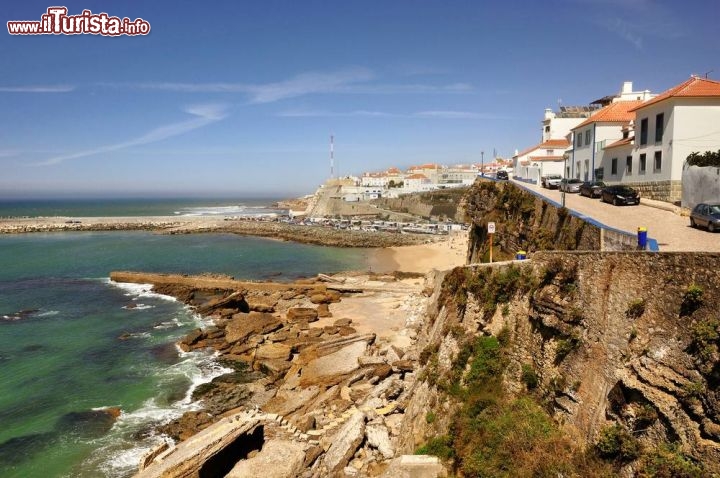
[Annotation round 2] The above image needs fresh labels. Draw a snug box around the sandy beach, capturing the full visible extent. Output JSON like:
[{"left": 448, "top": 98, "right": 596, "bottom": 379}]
[{"left": 369, "top": 230, "right": 468, "bottom": 273}]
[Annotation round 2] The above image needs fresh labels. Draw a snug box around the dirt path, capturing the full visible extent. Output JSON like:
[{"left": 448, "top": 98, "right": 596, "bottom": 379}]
[{"left": 513, "top": 179, "right": 720, "bottom": 252}]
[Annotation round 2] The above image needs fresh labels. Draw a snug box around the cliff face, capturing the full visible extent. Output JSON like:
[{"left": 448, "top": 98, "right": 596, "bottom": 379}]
[
  {"left": 464, "top": 180, "right": 601, "bottom": 262},
  {"left": 399, "top": 252, "right": 720, "bottom": 475}
]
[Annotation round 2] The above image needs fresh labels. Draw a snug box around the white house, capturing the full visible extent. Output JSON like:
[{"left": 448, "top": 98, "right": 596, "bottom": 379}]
[
  {"left": 406, "top": 164, "right": 441, "bottom": 184},
  {"left": 570, "top": 99, "right": 645, "bottom": 182},
  {"left": 625, "top": 76, "right": 720, "bottom": 202},
  {"left": 438, "top": 164, "right": 478, "bottom": 186},
  {"left": 541, "top": 106, "right": 598, "bottom": 142},
  {"left": 513, "top": 139, "right": 570, "bottom": 184},
  {"left": 403, "top": 173, "right": 433, "bottom": 192}
]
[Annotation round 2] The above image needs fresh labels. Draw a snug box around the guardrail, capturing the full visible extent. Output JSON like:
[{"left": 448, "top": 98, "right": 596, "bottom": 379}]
[{"left": 479, "top": 176, "right": 660, "bottom": 252}]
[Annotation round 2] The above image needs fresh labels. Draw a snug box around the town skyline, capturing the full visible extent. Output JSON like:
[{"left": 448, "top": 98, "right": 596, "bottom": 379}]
[{"left": 2, "top": 0, "right": 719, "bottom": 198}]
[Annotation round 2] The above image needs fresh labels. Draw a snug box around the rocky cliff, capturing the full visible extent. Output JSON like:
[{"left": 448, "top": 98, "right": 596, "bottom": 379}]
[
  {"left": 464, "top": 179, "right": 601, "bottom": 262},
  {"left": 397, "top": 252, "right": 720, "bottom": 476}
]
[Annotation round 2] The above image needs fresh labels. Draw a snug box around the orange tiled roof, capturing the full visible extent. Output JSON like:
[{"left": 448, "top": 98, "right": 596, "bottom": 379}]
[
  {"left": 528, "top": 155, "right": 564, "bottom": 162},
  {"left": 514, "top": 139, "right": 570, "bottom": 158},
  {"left": 572, "top": 100, "right": 644, "bottom": 130},
  {"left": 605, "top": 137, "right": 634, "bottom": 149},
  {"left": 406, "top": 173, "right": 429, "bottom": 180},
  {"left": 630, "top": 76, "right": 720, "bottom": 111},
  {"left": 386, "top": 167, "right": 402, "bottom": 174}
]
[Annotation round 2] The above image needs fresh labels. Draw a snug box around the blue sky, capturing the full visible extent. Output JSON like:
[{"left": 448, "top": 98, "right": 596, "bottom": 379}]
[{"left": 1, "top": 0, "right": 718, "bottom": 198}]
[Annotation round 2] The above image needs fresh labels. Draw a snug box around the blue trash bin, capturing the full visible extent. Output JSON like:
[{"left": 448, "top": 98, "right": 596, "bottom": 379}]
[
  {"left": 516, "top": 250, "right": 527, "bottom": 260},
  {"left": 637, "top": 227, "right": 647, "bottom": 250}
]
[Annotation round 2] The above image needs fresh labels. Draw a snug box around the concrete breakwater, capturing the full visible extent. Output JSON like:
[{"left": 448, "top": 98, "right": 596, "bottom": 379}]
[{"left": 0, "top": 216, "right": 434, "bottom": 248}]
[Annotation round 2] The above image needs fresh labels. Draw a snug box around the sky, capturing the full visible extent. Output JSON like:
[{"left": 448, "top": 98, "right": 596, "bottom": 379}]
[{"left": 1, "top": 0, "right": 719, "bottom": 198}]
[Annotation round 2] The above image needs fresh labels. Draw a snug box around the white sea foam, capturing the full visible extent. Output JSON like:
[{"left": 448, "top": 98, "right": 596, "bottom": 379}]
[
  {"left": 105, "top": 279, "right": 178, "bottom": 302},
  {"left": 176, "top": 205, "right": 248, "bottom": 216},
  {"left": 85, "top": 346, "right": 231, "bottom": 477},
  {"left": 122, "top": 303, "right": 155, "bottom": 310},
  {"left": 36, "top": 310, "right": 60, "bottom": 317}
]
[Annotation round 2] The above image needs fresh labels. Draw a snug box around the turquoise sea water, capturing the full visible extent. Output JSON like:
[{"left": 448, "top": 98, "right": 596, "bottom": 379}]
[{"left": 0, "top": 231, "right": 366, "bottom": 477}]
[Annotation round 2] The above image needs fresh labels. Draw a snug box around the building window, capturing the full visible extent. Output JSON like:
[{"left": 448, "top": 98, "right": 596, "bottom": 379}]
[
  {"left": 655, "top": 113, "right": 664, "bottom": 142},
  {"left": 547, "top": 149, "right": 554, "bottom": 155},
  {"left": 576, "top": 161, "right": 580, "bottom": 179},
  {"left": 545, "top": 126, "right": 550, "bottom": 133},
  {"left": 654, "top": 151, "right": 662, "bottom": 171},
  {"left": 640, "top": 118, "right": 648, "bottom": 145},
  {"left": 626, "top": 156, "right": 632, "bottom": 175},
  {"left": 585, "top": 130, "right": 591, "bottom": 146},
  {"left": 640, "top": 153, "right": 646, "bottom": 173},
  {"left": 611, "top": 158, "right": 618, "bottom": 175},
  {"left": 576, "top": 133, "right": 582, "bottom": 147}
]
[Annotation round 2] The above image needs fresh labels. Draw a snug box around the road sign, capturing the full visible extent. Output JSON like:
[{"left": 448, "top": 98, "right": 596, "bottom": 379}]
[{"left": 488, "top": 222, "right": 496, "bottom": 234}]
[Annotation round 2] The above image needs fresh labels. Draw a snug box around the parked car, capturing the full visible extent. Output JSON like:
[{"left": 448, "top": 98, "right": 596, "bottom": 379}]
[
  {"left": 496, "top": 170, "right": 509, "bottom": 180},
  {"left": 541, "top": 174, "right": 562, "bottom": 189},
  {"left": 559, "top": 178, "right": 582, "bottom": 193},
  {"left": 600, "top": 185, "right": 640, "bottom": 206},
  {"left": 690, "top": 203, "right": 720, "bottom": 232},
  {"left": 579, "top": 181, "right": 606, "bottom": 198}
]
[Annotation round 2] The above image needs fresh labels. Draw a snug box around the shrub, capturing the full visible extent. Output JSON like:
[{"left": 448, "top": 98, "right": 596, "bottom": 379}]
[
  {"left": 638, "top": 443, "right": 704, "bottom": 477},
  {"left": 595, "top": 423, "right": 641, "bottom": 462},
  {"left": 686, "top": 149, "right": 720, "bottom": 168},
  {"left": 425, "top": 411, "right": 437, "bottom": 424},
  {"left": 555, "top": 335, "right": 581, "bottom": 363},
  {"left": 680, "top": 284, "right": 703, "bottom": 317},
  {"left": 627, "top": 298, "right": 646, "bottom": 319},
  {"left": 415, "top": 435, "right": 454, "bottom": 459},
  {"left": 521, "top": 364, "right": 539, "bottom": 389}
]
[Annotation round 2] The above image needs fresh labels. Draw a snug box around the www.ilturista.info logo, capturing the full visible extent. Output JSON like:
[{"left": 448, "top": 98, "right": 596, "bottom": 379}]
[{"left": 7, "top": 7, "right": 150, "bottom": 36}]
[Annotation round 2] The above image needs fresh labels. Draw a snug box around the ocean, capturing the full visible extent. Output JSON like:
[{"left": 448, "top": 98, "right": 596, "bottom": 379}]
[
  {"left": 0, "top": 200, "right": 367, "bottom": 477},
  {"left": 0, "top": 197, "right": 283, "bottom": 218}
]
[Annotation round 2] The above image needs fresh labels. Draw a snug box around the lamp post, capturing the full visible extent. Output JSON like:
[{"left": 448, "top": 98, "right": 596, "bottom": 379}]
[
  {"left": 481, "top": 151, "right": 484, "bottom": 176},
  {"left": 561, "top": 152, "right": 567, "bottom": 207}
]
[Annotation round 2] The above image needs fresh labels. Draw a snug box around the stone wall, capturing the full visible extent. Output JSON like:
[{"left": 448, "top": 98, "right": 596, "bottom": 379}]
[{"left": 623, "top": 179, "right": 682, "bottom": 204}]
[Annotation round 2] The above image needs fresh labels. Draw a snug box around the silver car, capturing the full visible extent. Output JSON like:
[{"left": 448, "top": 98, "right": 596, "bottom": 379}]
[
  {"left": 559, "top": 178, "right": 582, "bottom": 193},
  {"left": 690, "top": 203, "right": 720, "bottom": 232}
]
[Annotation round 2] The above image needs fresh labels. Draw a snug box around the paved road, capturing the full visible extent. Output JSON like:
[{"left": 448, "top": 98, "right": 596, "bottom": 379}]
[{"left": 511, "top": 179, "right": 720, "bottom": 252}]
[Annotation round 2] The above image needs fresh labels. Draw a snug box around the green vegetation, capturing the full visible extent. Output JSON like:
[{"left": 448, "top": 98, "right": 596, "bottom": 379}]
[
  {"left": 686, "top": 149, "right": 720, "bottom": 168},
  {"left": 555, "top": 335, "right": 581, "bottom": 363},
  {"left": 521, "top": 364, "right": 539, "bottom": 389},
  {"left": 626, "top": 298, "right": 646, "bottom": 319},
  {"left": 680, "top": 284, "right": 704, "bottom": 317},
  {"left": 425, "top": 411, "right": 436, "bottom": 424},
  {"left": 415, "top": 435, "right": 454, "bottom": 459},
  {"left": 595, "top": 423, "right": 641, "bottom": 462},
  {"left": 689, "top": 316, "right": 719, "bottom": 371},
  {"left": 637, "top": 443, "right": 704, "bottom": 477}
]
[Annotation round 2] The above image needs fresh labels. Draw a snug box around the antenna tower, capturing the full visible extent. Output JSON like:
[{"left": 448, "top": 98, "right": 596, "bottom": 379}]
[{"left": 330, "top": 134, "right": 335, "bottom": 178}]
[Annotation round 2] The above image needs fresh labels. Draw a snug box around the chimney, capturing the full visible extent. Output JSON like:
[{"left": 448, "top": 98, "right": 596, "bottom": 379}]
[
  {"left": 622, "top": 81, "right": 633, "bottom": 94},
  {"left": 544, "top": 108, "right": 554, "bottom": 120}
]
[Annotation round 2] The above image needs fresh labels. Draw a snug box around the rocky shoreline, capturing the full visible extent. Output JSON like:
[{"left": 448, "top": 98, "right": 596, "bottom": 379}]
[
  {"left": 0, "top": 216, "right": 435, "bottom": 248},
  {"left": 113, "top": 270, "right": 445, "bottom": 477}
]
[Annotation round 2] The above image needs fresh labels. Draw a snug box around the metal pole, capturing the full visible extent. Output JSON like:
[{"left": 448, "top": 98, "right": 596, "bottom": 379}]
[
  {"left": 481, "top": 151, "right": 484, "bottom": 176},
  {"left": 489, "top": 233, "right": 493, "bottom": 263}
]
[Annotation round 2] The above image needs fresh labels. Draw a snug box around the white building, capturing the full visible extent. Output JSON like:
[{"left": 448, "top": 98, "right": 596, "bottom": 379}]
[
  {"left": 625, "top": 76, "right": 720, "bottom": 202},
  {"left": 406, "top": 164, "right": 441, "bottom": 184},
  {"left": 513, "top": 139, "right": 570, "bottom": 184},
  {"left": 438, "top": 164, "right": 478, "bottom": 186},
  {"left": 403, "top": 173, "right": 433, "bottom": 192},
  {"left": 541, "top": 106, "right": 598, "bottom": 142}
]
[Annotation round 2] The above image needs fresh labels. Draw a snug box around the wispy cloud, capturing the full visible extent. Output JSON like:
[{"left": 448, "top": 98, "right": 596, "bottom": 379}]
[
  {"left": 277, "top": 109, "right": 499, "bottom": 119},
  {"left": 35, "top": 103, "right": 229, "bottom": 166},
  {"left": 0, "top": 85, "right": 75, "bottom": 93},
  {"left": 598, "top": 17, "right": 643, "bottom": 49},
  {"left": 103, "top": 68, "right": 473, "bottom": 102},
  {"left": 414, "top": 110, "right": 500, "bottom": 119}
]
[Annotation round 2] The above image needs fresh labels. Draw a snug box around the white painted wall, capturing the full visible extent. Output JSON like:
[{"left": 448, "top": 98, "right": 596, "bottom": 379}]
[{"left": 681, "top": 165, "right": 720, "bottom": 210}]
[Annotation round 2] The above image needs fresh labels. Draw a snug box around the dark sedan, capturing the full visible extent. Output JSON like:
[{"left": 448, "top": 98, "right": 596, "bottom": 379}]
[
  {"left": 690, "top": 203, "right": 720, "bottom": 232},
  {"left": 579, "top": 181, "right": 606, "bottom": 198},
  {"left": 600, "top": 185, "right": 640, "bottom": 206},
  {"left": 496, "top": 170, "right": 509, "bottom": 180}
]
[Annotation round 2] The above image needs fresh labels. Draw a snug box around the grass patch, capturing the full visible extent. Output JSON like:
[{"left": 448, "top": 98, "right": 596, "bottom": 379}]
[{"left": 680, "top": 284, "right": 704, "bottom": 317}]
